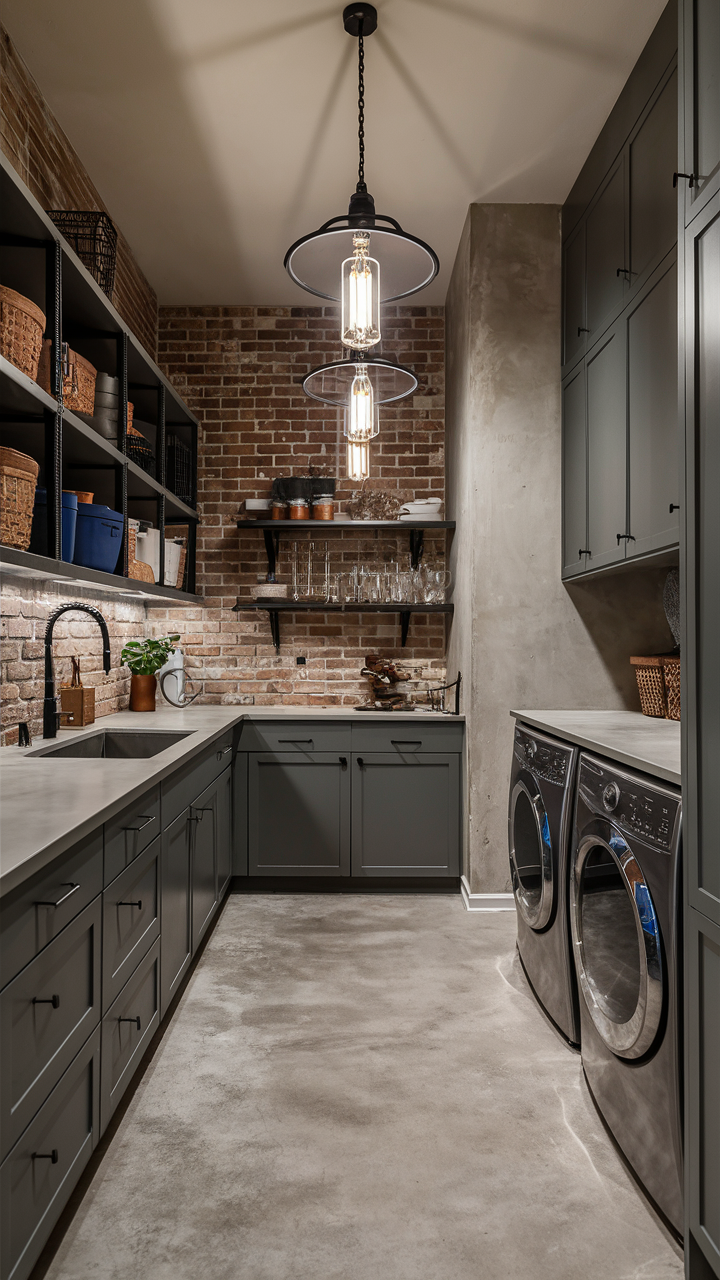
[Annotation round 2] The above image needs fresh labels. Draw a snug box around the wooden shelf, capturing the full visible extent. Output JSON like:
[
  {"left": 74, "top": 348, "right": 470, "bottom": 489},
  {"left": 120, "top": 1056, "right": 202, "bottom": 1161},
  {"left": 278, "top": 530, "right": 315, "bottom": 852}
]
[{"left": 0, "top": 545, "right": 201, "bottom": 604}]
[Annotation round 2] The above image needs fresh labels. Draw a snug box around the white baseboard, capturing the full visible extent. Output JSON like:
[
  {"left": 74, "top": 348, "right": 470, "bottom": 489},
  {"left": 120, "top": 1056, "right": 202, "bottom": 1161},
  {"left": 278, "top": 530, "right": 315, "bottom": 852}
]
[{"left": 460, "top": 875, "right": 516, "bottom": 912}]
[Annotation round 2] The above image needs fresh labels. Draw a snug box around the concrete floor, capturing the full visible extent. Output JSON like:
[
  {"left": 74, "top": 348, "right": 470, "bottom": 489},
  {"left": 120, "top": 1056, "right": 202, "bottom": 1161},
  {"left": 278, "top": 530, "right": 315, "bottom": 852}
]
[{"left": 40, "top": 895, "right": 683, "bottom": 1280}]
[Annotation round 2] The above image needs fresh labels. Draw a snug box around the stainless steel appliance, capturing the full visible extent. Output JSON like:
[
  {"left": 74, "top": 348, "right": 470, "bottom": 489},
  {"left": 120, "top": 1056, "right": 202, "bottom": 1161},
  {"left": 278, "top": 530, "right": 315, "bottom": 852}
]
[
  {"left": 508, "top": 723, "right": 579, "bottom": 1045},
  {"left": 570, "top": 754, "right": 683, "bottom": 1235}
]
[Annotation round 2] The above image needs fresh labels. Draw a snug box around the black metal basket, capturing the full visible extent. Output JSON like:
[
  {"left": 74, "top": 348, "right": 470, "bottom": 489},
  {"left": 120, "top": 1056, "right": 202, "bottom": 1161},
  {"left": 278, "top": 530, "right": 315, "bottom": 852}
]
[
  {"left": 167, "top": 435, "right": 193, "bottom": 506},
  {"left": 46, "top": 210, "right": 118, "bottom": 297},
  {"left": 125, "top": 434, "right": 156, "bottom": 479}
]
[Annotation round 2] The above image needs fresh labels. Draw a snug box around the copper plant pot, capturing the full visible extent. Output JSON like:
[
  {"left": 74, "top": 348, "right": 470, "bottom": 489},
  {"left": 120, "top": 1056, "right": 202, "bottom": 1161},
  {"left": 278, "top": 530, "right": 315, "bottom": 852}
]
[{"left": 129, "top": 673, "right": 157, "bottom": 712}]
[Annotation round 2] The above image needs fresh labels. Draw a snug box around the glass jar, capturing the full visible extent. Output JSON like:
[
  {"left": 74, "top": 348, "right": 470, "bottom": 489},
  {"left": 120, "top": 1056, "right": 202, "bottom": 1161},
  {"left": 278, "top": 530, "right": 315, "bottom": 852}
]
[
  {"left": 271, "top": 500, "right": 286, "bottom": 520},
  {"left": 288, "top": 499, "right": 309, "bottom": 520},
  {"left": 312, "top": 496, "right": 334, "bottom": 520}
]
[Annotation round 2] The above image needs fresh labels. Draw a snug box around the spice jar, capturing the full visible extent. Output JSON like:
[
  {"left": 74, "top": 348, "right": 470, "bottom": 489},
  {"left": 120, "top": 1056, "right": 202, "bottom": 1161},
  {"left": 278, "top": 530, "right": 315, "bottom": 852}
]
[
  {"left": 312, "top": 496, "right": 334, "bottom": 521},
  {"left": 271, "top": 500, "right": 286, "bottom": 520},
  {"left": 288, "top": 499, "right": 309, "bottom": 520}
]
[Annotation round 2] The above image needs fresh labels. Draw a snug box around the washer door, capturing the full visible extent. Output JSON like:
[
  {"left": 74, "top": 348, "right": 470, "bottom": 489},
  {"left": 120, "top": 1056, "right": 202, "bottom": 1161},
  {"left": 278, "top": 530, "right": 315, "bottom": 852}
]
[
  {"left": 509, "top": 776, "right": 553, "bottom": 930},
  {"left": 570, "top": 823, "right": 663, "bottom": 1059}
]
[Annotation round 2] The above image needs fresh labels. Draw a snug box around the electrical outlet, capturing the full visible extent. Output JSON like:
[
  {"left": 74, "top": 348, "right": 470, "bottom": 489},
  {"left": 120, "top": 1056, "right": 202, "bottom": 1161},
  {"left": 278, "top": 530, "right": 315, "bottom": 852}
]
[{"left": 296, "top": 656, "right": 306, "bottom": 665}]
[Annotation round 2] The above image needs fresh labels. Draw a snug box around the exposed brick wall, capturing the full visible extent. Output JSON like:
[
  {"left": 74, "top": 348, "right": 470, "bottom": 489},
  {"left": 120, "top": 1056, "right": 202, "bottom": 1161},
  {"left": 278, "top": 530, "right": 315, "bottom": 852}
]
[
  {"left": 0, "top": 26, "right": 158, "bottom": 359},
  {"left": 0, "top": 579, "right": 145, "bottom": 745},
  {"left": 150, "top": 304, "right": 448, "bottom": 706}
]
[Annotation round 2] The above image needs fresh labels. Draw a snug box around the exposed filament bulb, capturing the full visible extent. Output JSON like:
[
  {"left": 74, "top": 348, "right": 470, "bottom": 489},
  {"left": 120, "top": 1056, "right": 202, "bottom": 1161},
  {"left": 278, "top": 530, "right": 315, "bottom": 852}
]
[
  {"left": 341, "top": 233, "right": 381, "bottom": 350},
  {"left": 346, "top": 366, "right": 378, "bottom": 441},
  {"left": 347, "top": 438, "right": 371, "bottom": 481}
]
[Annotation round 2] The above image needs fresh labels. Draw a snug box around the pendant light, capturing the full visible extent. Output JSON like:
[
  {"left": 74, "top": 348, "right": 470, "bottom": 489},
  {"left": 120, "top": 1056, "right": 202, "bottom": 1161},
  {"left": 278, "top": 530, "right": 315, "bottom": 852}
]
[
  {"left": 302, "top": 351, "right": 417, "bottom": 409},
  {"left": 284, "top": 3, "right": 439, "bottom": 323}
]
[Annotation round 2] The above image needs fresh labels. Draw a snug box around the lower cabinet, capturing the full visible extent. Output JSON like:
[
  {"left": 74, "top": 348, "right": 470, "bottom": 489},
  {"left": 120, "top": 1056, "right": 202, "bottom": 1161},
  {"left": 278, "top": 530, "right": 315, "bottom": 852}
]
[
  {"left": 217, "top": 765, "right": 233, "bottom": 898},
  {"left": 190, "top": 781, "right": 218, "bottom": 952},
  {"left": 0, "top": 1027, "right": 101, "bottom": 1280},
  {"left": 160, "top": 808, "right": 192, "bottom": 1018},
  {"left": 100, "top": 940, "right": 160, "bottom": 1134},
  {"left": 247, "top": 753, "right": 351, "bottom": 876},
  {"left": 351, "top": 753, "right": 461, "bottom": 877}
]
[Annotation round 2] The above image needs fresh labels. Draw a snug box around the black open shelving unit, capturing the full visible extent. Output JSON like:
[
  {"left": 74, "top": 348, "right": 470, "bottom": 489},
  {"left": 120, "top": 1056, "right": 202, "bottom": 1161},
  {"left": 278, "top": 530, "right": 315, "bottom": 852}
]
[
  {"left": 0, "top": 153, "right": 200, "bottom": 603},
  {"left": 232, "top": 600, "right": 454, "bottom": 653}
]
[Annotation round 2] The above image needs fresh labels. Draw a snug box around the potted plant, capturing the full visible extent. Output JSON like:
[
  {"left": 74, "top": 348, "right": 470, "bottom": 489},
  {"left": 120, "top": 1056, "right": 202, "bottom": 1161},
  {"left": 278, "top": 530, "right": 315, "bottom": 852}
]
[{"left": 121, "top": 634, "right": 180, "bottom": 712}]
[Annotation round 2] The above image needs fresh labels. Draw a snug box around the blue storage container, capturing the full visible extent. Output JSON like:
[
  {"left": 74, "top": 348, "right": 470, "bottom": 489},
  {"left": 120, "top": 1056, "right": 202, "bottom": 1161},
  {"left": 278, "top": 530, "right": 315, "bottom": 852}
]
[
  {"left": 73, "top": 503, "right": 124, "bottom": 573},
  {"left": 29, "top": 489, "right": 78, "bottom": 563}
]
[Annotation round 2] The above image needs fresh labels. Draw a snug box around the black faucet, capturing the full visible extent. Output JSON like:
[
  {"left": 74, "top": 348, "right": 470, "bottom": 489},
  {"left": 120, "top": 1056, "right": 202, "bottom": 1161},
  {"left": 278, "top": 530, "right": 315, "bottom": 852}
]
[{"left": 43, "top": 603, "right": 111, "bottom": 739}]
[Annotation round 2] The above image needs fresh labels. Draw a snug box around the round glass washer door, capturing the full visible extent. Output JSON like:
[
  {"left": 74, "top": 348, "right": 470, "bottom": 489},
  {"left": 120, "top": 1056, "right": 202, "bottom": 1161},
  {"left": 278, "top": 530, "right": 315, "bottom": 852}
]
[
  {"left": 570, "top": 825, "right": 663, "bottom": 1060},
  {"left": 509, "top": 778, "right": 553, "bottom": 930}
]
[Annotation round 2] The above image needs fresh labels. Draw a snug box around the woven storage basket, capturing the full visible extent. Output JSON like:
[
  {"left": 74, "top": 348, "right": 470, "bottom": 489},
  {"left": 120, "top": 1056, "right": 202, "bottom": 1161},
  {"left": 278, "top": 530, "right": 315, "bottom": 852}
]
[
  {"left": 127, "top": 527, "right": 154, "bottom": 583},
  {"left": 630, "top": 655, "right": 667, "bottom": 717},
  {"left": 663, "top": 656, "right": 681, "bottom": 721},
  {"left": 0, "top": 446, "right": 40, "bottom": 550},
  {"left": 0, "top": 286, "right": 46, "bottom": 381},
  {"left": 37, "top": 341, "right": 97, "bottom": 413}
]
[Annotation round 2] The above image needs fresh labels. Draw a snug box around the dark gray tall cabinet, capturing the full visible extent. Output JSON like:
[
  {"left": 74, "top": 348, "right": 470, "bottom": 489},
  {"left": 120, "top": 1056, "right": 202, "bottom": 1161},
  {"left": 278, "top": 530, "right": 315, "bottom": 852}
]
[{"left": 681, "top": 2, "right": 720, "bottom": 1275}]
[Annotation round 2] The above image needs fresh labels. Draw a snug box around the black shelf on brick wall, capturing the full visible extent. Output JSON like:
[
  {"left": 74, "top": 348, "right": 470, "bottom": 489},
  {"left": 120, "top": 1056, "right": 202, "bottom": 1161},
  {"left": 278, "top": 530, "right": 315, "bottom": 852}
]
[
  {"left": 232, "top": 599, "right": 454, "bottom": 652},
  {"left": 237, "top": 518, "right": 456, "bottom": 578},
  {"left": 0, "top": 154, "right": 200, "bottom": 602}
]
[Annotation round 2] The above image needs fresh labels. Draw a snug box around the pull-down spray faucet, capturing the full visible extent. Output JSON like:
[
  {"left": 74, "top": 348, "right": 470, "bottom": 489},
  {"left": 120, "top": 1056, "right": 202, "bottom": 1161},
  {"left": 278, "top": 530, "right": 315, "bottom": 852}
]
[{"left": 43, "top": 603, "right": 111, "bottom": 739}]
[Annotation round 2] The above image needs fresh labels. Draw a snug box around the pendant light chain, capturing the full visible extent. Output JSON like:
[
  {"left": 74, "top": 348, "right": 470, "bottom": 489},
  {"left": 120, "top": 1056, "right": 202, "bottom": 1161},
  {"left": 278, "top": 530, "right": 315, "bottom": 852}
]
[{"left": 357, "top": 20, "right": 365, "bottom": 191}]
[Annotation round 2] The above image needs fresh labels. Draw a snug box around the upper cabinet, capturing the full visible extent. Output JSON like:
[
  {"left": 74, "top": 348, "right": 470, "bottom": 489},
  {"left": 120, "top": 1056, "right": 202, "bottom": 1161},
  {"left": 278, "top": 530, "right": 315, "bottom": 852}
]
[
  {"left": 586, "top": 162, "right": 627, "bottom": 336},
  {"left": 681, "top": 0, "right": 720, "bottom": 221},
  {"left": 630, "top": 67, "right": 678, "bottom": 279}
]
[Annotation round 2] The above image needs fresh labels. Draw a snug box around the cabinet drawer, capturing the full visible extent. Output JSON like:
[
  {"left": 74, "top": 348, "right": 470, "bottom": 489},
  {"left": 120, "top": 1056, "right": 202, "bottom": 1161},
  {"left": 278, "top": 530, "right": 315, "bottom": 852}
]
[
  {"left": 0, "top": 1026, "right": 100, "bottom": 1280},
  {"left": 351, "top": 722, "right": 464, "bottom": 754},
  {"left": 102, "top": 839, "right": 160, "bottom": 1010},
  {"left": 100, "top": 939, "right": 160, "bottom": 1134},
  {"left": 162, "top": 733, "right": 234, "bottom": 828},
  {"left": 240, "top": 721, "right": 351, "bottom": 753},
  {"left": 0, "top": 899, "right": 101, "bottom": 1162},
  {"left": 104, "top": 787, "right": 160, "bottom": 885},
  {"left": 0, "top": 832, "right": 103, "bottom": 991}
]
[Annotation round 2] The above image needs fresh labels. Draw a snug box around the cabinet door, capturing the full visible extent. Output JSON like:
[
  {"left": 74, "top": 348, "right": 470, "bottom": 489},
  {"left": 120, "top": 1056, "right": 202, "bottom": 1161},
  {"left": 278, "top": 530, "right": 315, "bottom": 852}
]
[
  {"left": 587, "top": 323, "right": 628, "bottom": 568},
  {"left": 628, "top": 257, "right": 679, "bottom": 557},
  {"left": 684, "top": 0, "right": 720, "bottom": 220},
  {"left": 562, "top": 363, "right": 588, "bottom": 576},
  {"left": 160, "top": 808, "right": 191, "bottom": 1017},
  {"left": 586, "top": 162, "right": 627, "bottom": 335},
  {"left": 351, "top": 754, "right": 460, "bottom": 877},
  {"left": 629, "top": 67, "right": 678, "bottom": 284},
  {"left": 248, "top": 753, "right": 350, "bottom": 876},
  {"left": 563, "top": 223, "right": 586, "bottom": 367},
  {"left": 233, "top": 753, "right": 248, "bottom": 877},
  {"left": 190, "top": 781, "right": 218, "bottom": 952},
  {"left": 217, "top": 766, "right": 233, "bottom": 898}
]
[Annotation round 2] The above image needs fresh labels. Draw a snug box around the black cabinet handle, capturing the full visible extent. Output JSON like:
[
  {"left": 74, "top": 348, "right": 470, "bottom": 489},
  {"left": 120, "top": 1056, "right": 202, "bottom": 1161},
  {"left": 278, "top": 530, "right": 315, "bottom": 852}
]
[
  {"left": 391, "top": 740, "right": 423, "bottom": 748},
  {"left": 278, "top": 739, "right": 314, "bottom": 745},
  {"left": 35, "top": 882, "right": 79, "bottom": 908},
  {"left": 579, "top": 549, "right": 591, "bottom": 557},
  {"left": 124, "top": 814, "right": 155, "bottom": 832},
  {"left": 669, "top": 503, "right": 680, "bottom": 513},
  {"left": 673, "top": 171, "right": 695, "bottom": 188},
  {"left": 616, "top": 267, "right": 630, "bottom": 277},
  {"left": 339, "top": 757, "right": 347, "bottom": 770},
  {"left": 357, "top": 757, "right": 364, "bottom": 768},
  {"left": 216, "top": 745, "right": 232, "bottom": 760},
  {"left": 119, "top": 1016, "right": 141, "bottom": 1031},
  {"left": 32, "top": 1149, "right": 58, "bottom": 1163},
  {"left": 188, "top": 806, "right": 213, "bottom": 823},
  {"left": 33, "top": 995, "right": 60, "bottom": 1009},
  {"left": 616, "top": 533, "right": 636, "bottom": 544},
  {"left": 577, "top": 326, "right": 590, "bottom": 336},
  {"left": 117, "top": 900, "right": 142, "bottom": 909}
]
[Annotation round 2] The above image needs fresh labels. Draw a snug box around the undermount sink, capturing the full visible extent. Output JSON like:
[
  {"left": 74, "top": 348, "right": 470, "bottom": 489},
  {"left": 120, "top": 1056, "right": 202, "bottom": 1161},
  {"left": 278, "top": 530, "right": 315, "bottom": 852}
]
[{"left": 28, "top": 730, "right": 193, "bottom": 760}]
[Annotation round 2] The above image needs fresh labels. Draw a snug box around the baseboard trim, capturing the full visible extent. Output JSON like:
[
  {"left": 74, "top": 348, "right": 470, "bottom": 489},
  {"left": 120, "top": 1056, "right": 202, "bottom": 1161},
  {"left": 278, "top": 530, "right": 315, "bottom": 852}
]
[{"left": 460, "top": 876, "right": 516, "bottom": 912}]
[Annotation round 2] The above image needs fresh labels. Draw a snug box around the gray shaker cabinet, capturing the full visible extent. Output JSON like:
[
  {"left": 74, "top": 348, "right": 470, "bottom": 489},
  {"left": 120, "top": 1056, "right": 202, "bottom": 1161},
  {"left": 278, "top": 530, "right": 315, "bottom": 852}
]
[
  {"left": 682, "top": 0, "right": 720, "bottom": 222},
  {"left": 562, "top": 364, "right": 588, "bottom": 576},
  {"left": 217, "top": 765, "right": 233, "bottom": 898},
  {"left": 233, "top": 754, "right": 248, "bottom": 877},
  {"left": 160, "top": 807, "right": 192, "bottom": 1018},
  {"left": 351, "top": 753, "right": 461, "bottom": 877},
  {"left": 629, "top": 67, "right": 678, "bottom": 283},
  {"left": 585, "top": 161, "right": 627, "bottom": 336},
  {"left": 247, "top": 753, "right": 351, "bottom": 876},
  {"left": 586, "top": 321, "right": 628, "bottom": 569},
  {"left": 190, "top": 779, "right": 219, "bottom": 952},
  {"left": 563, "top": 224, "right": 586, "bottom": 367}
]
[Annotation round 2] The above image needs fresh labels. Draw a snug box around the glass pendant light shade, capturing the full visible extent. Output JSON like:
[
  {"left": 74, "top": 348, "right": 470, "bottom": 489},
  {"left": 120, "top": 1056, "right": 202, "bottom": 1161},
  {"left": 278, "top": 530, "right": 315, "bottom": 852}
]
[
  {"left": 347, "top": 437, "right": 371, "bottom": 481},
  {"left": 346, "top": 367, "right": 379, "bottom": 440},
  {"left": 303, "top": 354, "right": 417, "bottom": 407},
  {"left": 341, "top": 234, "right": 380, "bottom": 349}
]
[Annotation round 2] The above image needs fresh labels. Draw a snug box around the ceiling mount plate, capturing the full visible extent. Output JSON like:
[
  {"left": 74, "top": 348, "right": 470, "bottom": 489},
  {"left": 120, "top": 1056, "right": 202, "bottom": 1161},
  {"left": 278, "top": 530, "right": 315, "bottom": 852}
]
[{"left": 343, "top": 3, "right": 377, "bottom": 36}]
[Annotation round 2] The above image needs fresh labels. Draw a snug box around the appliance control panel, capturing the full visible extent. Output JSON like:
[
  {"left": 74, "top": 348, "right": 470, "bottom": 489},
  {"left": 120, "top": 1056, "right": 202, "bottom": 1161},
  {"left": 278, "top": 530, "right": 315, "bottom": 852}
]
[
  {"left": 514, "top": 728, "right": 571, "bottom": 787},
  {"left": 579, "top": 758, "right": 680, "bottom": 851}
]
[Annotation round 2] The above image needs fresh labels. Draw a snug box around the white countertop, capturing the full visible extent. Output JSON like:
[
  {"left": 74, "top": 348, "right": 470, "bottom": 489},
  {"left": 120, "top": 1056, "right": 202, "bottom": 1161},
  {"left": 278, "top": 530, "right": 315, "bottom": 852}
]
[
  {"left": 511, "top": 710, "right": 681, "bottom": 788},
  {"left": 0, "top": 705, "right": 463, "bottom": 897}
]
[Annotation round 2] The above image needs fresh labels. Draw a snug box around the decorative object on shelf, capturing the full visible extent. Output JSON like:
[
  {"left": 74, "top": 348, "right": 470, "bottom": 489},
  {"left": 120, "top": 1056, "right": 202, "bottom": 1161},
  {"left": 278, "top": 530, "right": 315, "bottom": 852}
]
[
  {"left": 30, "top": 487, "right": 77, "bottom": 562},
  {"left": 359, "top": 654, "right": 412, "bottom": 710},
  {"left": 73, "top": 502, "right": 124, "bottom": 573},
  {"left": 250, "top": 582, "right": 289, "bottom": 600},
  {"left": 166, "top": 433, "right": 193, "bottom": 505},
  {"left": 37, "top": 341, "right": 97, "bottom": 413},
  {"left": 283, "top": 3, "right": 438, "bottom": 315},
  {"left": 399, "top": 497, "right": 443, "bottom": 520},
  {"left": 46, "top": 209, "right": 118, "bottom": 297},
  {"left": 127, "top": 523, "right": 155, "bottom": 583},
  {"left": 80, "top": 372, "right": 135, "bottom": 441},
  {"left": 60, "top": 656, "right": 95, "bottom": 728},
  {"left": 346, "top": 485, "right": 402, "bottom": 521},
  {"left": 663, "top": 656, "right": 680, "bottom": 721},
  {"left": 0, "top": 446, "right": 39, "bottom": 550},
  {"left": 121, "top": 634, "right": 180, "bottom": 713},
  {"left": 663, "top": 568, "right": 680, "bottom": 648},
  {"left": 165, "top": 524, "right": 189, "bottom": 590},
  {"left": 0, "top": 286, "right": 45, "bottom": 380}
]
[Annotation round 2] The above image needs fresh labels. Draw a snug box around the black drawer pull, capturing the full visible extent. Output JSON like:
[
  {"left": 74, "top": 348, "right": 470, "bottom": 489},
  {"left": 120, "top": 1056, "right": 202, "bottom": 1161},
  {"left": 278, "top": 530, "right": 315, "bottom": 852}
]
[
  {"left": 124, "top": 814, "right": 155, "bottom": 832},
  {"left": 119, "top": 1016, "right": 141, "bottom": 1031},
  {"left": 339, "top": 756, "right": 347, "bottom": 770},
  {"left": 391, "top": 740, "right": 423, "bottom": 748},
  {"left": 32, "top": 1149, "right": 58, "bottom": 1163},
  {"left": 357, "top": 757, "right": 364, "bottom": 768},
  {"left": 278, "top": 739, "right": 314, "bottom": 744},
  {"left": 33, "top": 995, "right": 60, "bottom": 1009},
  {"left": 189, "top": 806, "right": 213, "bottom": 823},
  {"left": 35, "top": 882, "right": 79, "bottom": 908},
  {"left": 117, "top": 900, "right": 143, "bottom": 909},
  {"left": 216, "top": 745, "right": 233, "bottom": 759},
  {"left": 579, "top": 549, "right": 591, "bottom": 557},
  {"left": 669, "top": 503, "right": 680, "bottom": 513}
]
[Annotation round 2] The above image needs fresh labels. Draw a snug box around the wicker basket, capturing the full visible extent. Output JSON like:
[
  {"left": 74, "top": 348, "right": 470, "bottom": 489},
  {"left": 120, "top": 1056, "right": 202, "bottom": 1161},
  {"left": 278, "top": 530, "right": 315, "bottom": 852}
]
[
  {"left": 630, "top": 656, "right": 667, "bottom": 717},
  {"left": 37, "top": 341, "right": 97, "bottom": 413},
  {"left": 127, "top": 527, "right": 155, "bottom": 583},
  {"left": 663, "top": 656, "right": 681, "bottom": 721},
  {"left": 0, "top": 446, "right": 40, "bottom": 550},
  {"left": 0, "top": 286, "right": 46, "bottom": 381}
]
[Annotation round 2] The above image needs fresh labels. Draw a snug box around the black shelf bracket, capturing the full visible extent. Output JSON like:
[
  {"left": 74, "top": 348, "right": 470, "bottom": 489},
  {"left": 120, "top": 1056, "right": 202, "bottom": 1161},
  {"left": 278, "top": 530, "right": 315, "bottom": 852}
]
[
  {"left": 263, "top": 530, "right": 280, "bottom": 582},
  {"left": 409, "top": 529, "right": 424, "bottom": 570},
  {"left": 400, "top": 610, "right": 411, "bottom": 646},
  {"left": 267, "top": 608, "right": 281, "bottom": 653}
]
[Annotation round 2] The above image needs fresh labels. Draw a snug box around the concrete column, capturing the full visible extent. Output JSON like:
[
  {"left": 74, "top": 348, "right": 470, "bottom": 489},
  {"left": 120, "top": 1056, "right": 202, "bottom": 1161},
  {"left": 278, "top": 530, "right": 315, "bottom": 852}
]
[{"left": 445, "top": 204, "right": 674, "bottom": 893}]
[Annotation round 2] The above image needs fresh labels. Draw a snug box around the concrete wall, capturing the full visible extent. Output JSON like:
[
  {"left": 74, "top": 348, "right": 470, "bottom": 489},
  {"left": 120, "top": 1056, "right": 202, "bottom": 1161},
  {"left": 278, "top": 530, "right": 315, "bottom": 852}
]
[{"left": 446, "top": 204, "right": 675, "bottom": 893}]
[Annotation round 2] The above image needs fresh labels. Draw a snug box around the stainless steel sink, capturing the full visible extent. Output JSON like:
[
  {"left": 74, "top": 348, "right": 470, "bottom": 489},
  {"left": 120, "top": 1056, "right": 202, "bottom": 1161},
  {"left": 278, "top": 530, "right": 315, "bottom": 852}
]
[{"left": 28, "top": 730, "right": 193, "bottom": 760}]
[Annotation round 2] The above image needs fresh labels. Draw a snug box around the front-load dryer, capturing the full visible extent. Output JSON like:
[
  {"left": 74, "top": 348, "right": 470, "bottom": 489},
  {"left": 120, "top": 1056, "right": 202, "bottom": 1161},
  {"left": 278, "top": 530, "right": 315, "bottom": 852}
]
[
  {"left": 509, "top": 723, "right": 579, "bottom": 1045},
  {"left": 570, "top": 753, "right": 683, "bottom": 1235}
]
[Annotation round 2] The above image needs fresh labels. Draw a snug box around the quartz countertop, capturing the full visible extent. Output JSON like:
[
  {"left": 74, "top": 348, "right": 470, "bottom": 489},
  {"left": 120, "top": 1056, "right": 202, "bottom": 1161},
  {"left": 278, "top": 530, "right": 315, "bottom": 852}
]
[
  {"left": 0, "top": 705, "right": 463, "bottom": 897},
  {"left": 510, "top": 709, "right": 681, "bottom": 788}
]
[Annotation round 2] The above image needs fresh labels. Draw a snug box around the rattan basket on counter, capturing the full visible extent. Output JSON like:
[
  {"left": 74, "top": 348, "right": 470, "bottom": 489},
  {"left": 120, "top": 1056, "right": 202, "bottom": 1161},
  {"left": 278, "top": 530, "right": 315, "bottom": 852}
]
[
  {"left": 0, "top": 446, "right": 40, "bottom": 550},
  {"left": 631, "top": 654, "right": 681, "bottom": 720},
  {"left": 0, "top": 286, "right": 46, "bottom": 381},
  {"left": 663, "top": 656, "right": 681, "bottom": 721}
]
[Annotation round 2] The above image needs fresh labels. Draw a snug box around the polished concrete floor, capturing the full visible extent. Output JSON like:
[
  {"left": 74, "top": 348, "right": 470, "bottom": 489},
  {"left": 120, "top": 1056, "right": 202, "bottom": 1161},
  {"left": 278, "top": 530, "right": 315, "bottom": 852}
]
[{"left": 40, "top": 895, "right": 683, "bottom": 1280}]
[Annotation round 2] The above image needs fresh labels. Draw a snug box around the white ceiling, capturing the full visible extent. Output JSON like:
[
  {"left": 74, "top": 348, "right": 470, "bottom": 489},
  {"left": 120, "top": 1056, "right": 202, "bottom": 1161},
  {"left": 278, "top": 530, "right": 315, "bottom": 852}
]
[{"left": 3, "top": 0, "right": 668, "bottom": 305}]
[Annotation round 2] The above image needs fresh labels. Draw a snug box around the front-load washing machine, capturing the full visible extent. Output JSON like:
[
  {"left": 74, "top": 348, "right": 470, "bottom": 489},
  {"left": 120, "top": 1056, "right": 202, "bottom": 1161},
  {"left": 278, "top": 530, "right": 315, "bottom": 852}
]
[
  {"left": 508, "top": 723, "right": 579, "bottom": 1045},
  {"left": 570, "top": 753, "right": 683, "bottom": 1235}
]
